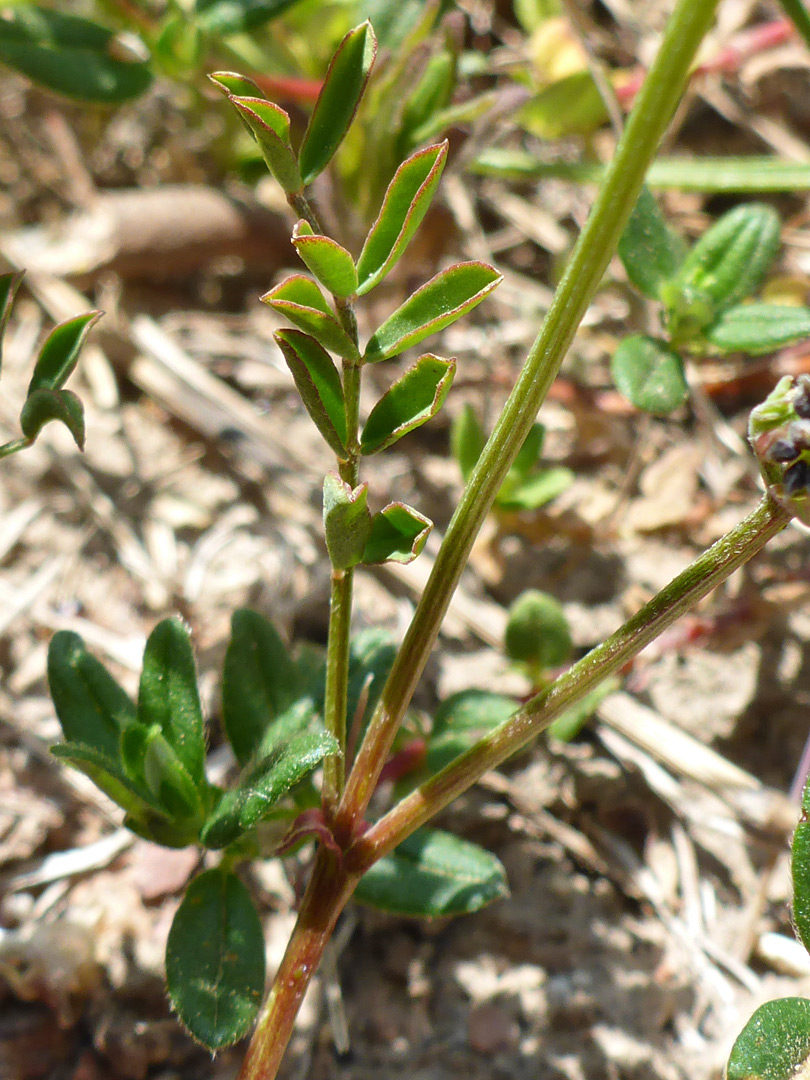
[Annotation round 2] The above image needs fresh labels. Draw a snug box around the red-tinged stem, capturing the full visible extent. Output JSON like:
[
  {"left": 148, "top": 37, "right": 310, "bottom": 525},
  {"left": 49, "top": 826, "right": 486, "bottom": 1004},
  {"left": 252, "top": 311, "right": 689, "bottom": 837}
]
[
  {"left": 347, "top": 497, "right": 790, "bottom": 873},
  {"left": 236, "top": 849, "right": 355, "bottom": 1080}
]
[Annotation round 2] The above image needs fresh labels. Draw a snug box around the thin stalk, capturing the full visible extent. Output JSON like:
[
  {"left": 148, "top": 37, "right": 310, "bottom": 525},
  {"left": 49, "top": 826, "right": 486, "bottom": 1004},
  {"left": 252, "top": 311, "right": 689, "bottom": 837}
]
[
  {"left": 287, "top": 192, "right": 363, "bottom": 811},
  {"left": 349, "top": 497, "right": 791, "bottom": 871},
  {"left": 0, "top": 439, "right": 28, "bottom": 461},
  {"left": 335, "top": 0, "right": 724, "bottom": 844}
]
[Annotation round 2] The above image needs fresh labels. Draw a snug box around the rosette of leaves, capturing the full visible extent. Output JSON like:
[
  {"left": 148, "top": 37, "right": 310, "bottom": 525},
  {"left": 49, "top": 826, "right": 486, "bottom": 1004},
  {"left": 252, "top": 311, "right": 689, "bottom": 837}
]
[
  {"left": 612, "top": 190, "right": 810, "bottom": 415},
  {"left": 0, "top": 271, "right": 92, "bottom": 461}
]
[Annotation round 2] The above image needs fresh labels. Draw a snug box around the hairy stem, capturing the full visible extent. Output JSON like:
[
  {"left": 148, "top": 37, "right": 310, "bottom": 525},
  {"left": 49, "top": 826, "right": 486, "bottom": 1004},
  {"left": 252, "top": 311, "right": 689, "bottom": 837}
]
[
  {"left": 349, "top": 497, "right": 790, "bottom": 870},
  {"left": 335, "top": 0, "right": 724, "bottom": 843}
]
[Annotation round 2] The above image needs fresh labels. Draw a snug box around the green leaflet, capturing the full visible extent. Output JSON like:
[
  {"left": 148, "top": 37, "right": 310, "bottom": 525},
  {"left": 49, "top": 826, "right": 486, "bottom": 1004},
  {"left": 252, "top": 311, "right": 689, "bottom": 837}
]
[
  {"left": 166, "top": 869, "right": 265, "bottom": 1049},
  {"left": 28, "top": 311, "right": 101, "bottom": 395},
  {"left": 222, "top": 609, "right": 303, "bottom": 765},
  {"left": 196, "top": 0, "right": 305, "bottom": 34},
  {"left": 361, "top": 502, "right": 432, "bottom": 565},
  {"left": 727, "top": 998, "right": 810, "bottom": 1080},
  {"left": 0, "top": 6, "right": 152, "bottom": 104},
  {"left": 356, "top": 142, "right": 448, "bottom": 295},
  {"left": 504, "top": 590, "right": 572, "bottom": 670},
  {"left": 323, "top": 474, "right": 373, "bottom": 571},
  {"left": 363, "top": 262, "right": 501, "bottom": 362},
  {"left": 228, "top": 96, "right": 301, "bottom": 194},
  {"left": 705, "top": 304, "right": 810, "bottom": 355},
  {"left": 618, "top": 187, "right": 686, "bottom": 300},
  {"left": 292, "top": 226, "right": 358, "bottom": 298},
  {"left": 262, "top": 276, "right": 359, "bottom": 359},
  {"left": 611, "top": 334, "right": 689, "bottom": 415},
  {"left": 298, "top": 22, "right": 377, "bottom": 186},
  {"left": 354, "top": 828, "right": 509, "bottom": 917},
  {"left": 360, "top": 354, "right": 455, "bottom": 454},
  {"left": 275, "top": 330, "right": 347, "bottom": 456},
  {"left": 20, "top": 389, "right": 85, "bottom": 450}
]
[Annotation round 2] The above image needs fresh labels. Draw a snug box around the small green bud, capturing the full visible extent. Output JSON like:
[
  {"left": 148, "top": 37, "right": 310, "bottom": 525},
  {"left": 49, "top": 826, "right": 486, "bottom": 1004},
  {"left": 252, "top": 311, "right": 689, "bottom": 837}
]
[{"left": 504, "top": 590, "right": 572, "bottom": 673}]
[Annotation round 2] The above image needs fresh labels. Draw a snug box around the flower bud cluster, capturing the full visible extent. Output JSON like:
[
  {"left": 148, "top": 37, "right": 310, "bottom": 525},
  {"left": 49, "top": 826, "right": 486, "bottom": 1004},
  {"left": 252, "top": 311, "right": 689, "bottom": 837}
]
[{"left": 750, "top": 375, "right": 810, "bottom": 517}]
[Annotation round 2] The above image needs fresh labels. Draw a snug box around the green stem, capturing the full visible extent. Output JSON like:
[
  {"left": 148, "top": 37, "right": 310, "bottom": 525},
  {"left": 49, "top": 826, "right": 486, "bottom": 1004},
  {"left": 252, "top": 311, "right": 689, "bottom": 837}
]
[
  {"left": 348, "top": 497, "right": 790, "bottom": 870},
  {"left": 287, "top": 191, "right": 363, "bottom": 812},
  {"left": 335, "top": 0, "right": 724, "bottom": 844},
  {"left": 0, "top": 438, "right": 29, "bottom": 461}
]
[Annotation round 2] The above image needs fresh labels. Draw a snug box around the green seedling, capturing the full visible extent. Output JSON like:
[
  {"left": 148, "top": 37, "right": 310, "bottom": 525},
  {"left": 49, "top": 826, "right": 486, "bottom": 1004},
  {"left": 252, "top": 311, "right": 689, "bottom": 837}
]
[
  {"left": 42, "top": 8, "right": 810, "bottom": 1080},
  {"left": 612, "top": 190, "right": 810, "bottom": 414},
  {"left": 451, "top": 404, "right": 574, "bottom": 513},
  {"left": 0, "top": 271, "right": 92, "bottom": 461}
]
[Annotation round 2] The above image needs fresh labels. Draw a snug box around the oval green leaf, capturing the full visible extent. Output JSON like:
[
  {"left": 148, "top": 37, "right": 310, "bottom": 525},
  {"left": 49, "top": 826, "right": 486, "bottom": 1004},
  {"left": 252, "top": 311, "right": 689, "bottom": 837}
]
[
  {"left": 675, "top": 202, "right": 781, "bottom": 314},
  {"left": 298, "top": 22, "right": 378, "bottom": 186},
  {"left": 0, "top": 7, "right": 152, "bottom": 103},
  {"left": 0, "top": 270, "right": 23, "bottom": 375},
  {"left": 20, "top": 388, "right": 85, "bottom": 450},
  {"left": 354, "top": 828, "right": 509, "bottom": 917},
  {"left": 28, "top": 310, "right": 101, "bottom": 395},
  {"left": 504, "top": 590, "right": 572, "bottom": 669},
  {"left": 323, "top": 474, "right": 372, "bottom": 571},
  {"left": 727, "top": 998, "right": 810, "bottom": 1080},
  {"left": 47, "top": 630, "right": 136, "bottom": 758},
  {"left": 618, "top": 187, "right": 686, "bottom": 300},
  {"left": 611, "top": 334, "right": 688, "bottom": 415},
  {"left": 196, "top": 0, "right": 305, "bottom": 34},
  {"left": 451, "top": 403, "right": 485, "bottom": 482},
  {"left": 496, "top": 466, "right": 574, "bottom": 512},
  {"left": 166, "top": 868, "right": 265, "bottom": 1049},
  {"left": 222, "top": 609, "right": 303, "bottom": 766},
  {"left": 261, "top": 276, "right": 358, "bottom": 359},
  {"left": 356, "top": 141, "right": 448, "bottom": 295},
  {"left": 361, "top": 502, "right": 432, "bottom": 565},
  {"left": 517, "top": 71, "right": 608, "bottom": 139},
  {"left": 275, "top": 329, "right": 347, "bottom": 455},
  {"left": 229, "top": 96, "right": 301, "bottom": 194},
  {"left": 292, "top": 225, "right": 358, "bottom": 298},
  {"left": 138, "top": 619, "right": 206, "bottom": 789},
  {"left": 705, "top": 304, "right": 810, "bottom": 355},
  {"left": 200, "top": 726, "right": 339, "bottom": 849},
  {"left": 363, "top": 262, "right": 502, "bottom": 363},
  {"left": 361, "top": 354, "right": 455, "bottom": 454}
]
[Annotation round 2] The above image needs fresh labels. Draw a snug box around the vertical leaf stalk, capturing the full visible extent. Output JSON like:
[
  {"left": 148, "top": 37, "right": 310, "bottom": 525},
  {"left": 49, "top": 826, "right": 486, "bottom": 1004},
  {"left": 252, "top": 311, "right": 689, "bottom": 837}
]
[
  {"left": 288, "top": 192, "right": 363, "bottom": 811},
  {"left": 335, "top": 0, "right": 724, "bottom": 843},
  {"left": 349, "top": 497, "right": 790, "bottom": 869}
]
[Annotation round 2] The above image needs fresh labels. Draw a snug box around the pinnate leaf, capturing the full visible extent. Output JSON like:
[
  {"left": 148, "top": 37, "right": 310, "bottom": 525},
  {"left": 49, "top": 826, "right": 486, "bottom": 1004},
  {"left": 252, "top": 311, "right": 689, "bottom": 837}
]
[
  {"left": 20, "top": 388, "right": 85, "bottom": 449},
  {"left": 611, "top": 334, "right": 688, "bottom": 415},
  {"left": 362, "top": 502, "right": 432, "bottom": 565},
  {"left": 28, "top": 311, "right": 100, "bottom": 394},
  {"left": 292, "top": 223, "right": 358, "bottom": 298},
  {"left": 0, "top": 6, "right": 152, "bottom": 103},
  {"left": 229, "top": 96, "right": 301, "bottom": 193},
  {"left": 354, "top": 828, "right": 509, "bottom": 917},
  {"left": 705, "top": 303, "right": 810, "bottom": 354},
  {"left": 727, "top": 998, "right": 810, "bottom": 1080},
  {"left": 0, "top": 270, "right": 23, "bottom": 375},
  {"left": 167, "top": 869, "right": 265, "bottom": 1049},
  {"left": 618, "top": 187, "right": 685, "bottom": 299},
  {"left": 200, "top": 726, "right": 339, "bottom": 849},
  {"left": 323, "top": 474, "right": 372, "bottom": 571},
  {"left": 363, "top": 262, "right": 501, "bottom": 363},
  {"left": 48, "top": 630, "right": 136, "bottom": 758},
  {"left": 299, "top": 22, "right": 377, "bottom": 186},
  {"left": 262, "top": 276, "right": 358, "bottom": 358},
  {"left": 360, "top": 354, "right": 455, "bottom": 454},
  {"left": 356, "top": 142, "right": 448, "bottom": 295},
  {"left": 222, "top": 609, "right": 303, "bottom": 765},
  {"left": 275, "top": 330, "right": 347, "bottom": 455},
  {"left": 138, "top": 619, "right": 206, "bottom": 788}
]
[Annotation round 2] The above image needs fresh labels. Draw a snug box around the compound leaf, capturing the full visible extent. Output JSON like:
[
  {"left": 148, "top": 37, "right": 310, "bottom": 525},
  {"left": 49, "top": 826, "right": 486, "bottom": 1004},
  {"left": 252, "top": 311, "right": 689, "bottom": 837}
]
[
  {"left": 364, "top": 262, "right": 501, "bottom": 362},
  {"left": 167, "top": 868, "right": 265, "bottom": 1049},
  {"left": 356, "top": 141, "right": 448, "bottom": 295},
  {"left": 611, "top": 334, "right": 688, "bottom": 415},
  {"left": 354, "top": 828, "right": 509, "bottom": 917},
  {"left": 299, "top": 22, "right": 377, "bottom": 186},
  {"left": 360, "top": 354, "right": 455, "bottom": 454}
]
